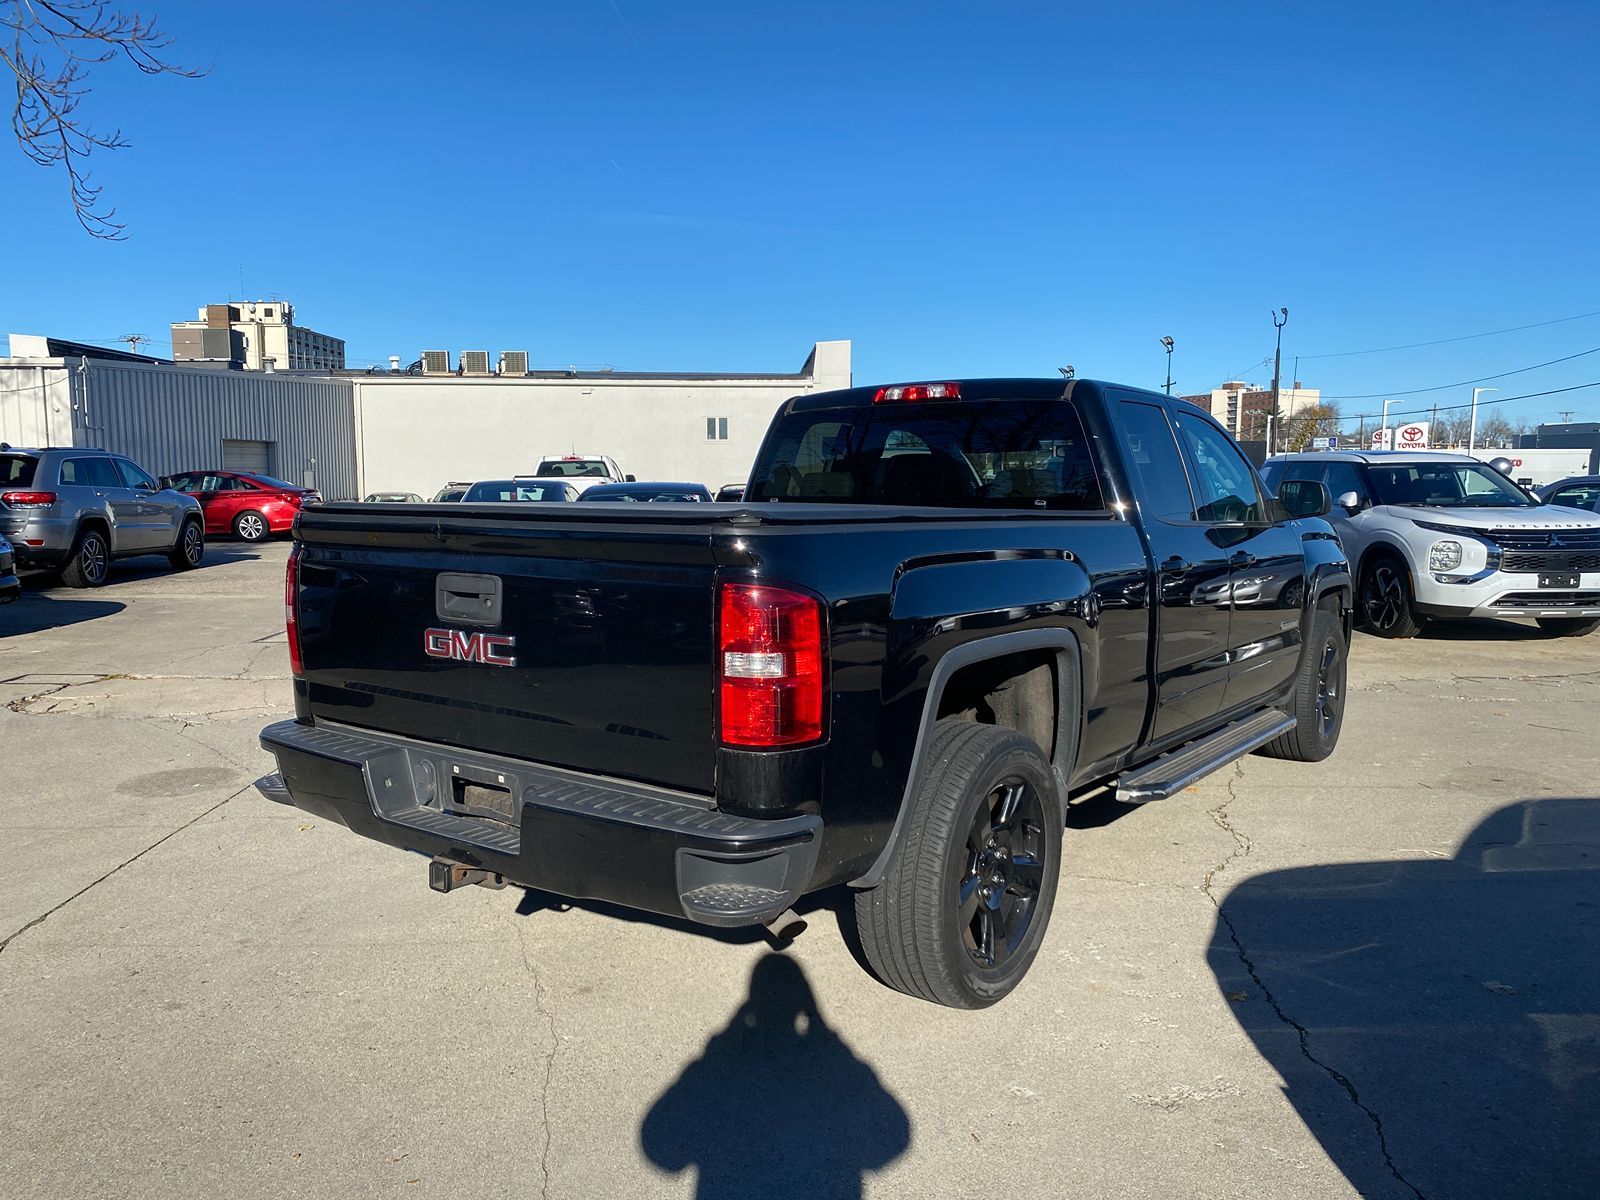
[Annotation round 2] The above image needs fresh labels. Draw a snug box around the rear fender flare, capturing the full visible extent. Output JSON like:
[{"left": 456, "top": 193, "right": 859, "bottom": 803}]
[{"left": 850, "top": 628, "right": 1083, "bottom": 889}]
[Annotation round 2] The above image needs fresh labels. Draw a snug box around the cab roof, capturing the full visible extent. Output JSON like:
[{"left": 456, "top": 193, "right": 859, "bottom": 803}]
[{"left": 1268, "top": 450, "right": 1481, "bottom": 465}]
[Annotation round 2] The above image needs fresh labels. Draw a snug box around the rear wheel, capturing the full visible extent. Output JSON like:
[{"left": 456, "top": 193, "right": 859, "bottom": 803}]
[
  {"left": 1260, "top": 607, "right": 1347, "bottom": 761},
  {"left": 1535, "top": 616, "right": 1600, "bottom": 637},
  {"left": 233, "top": 510, "right": 268, "bottom": 542},
  {"left": 60, "top": 526, "right": 110, "bottom": 588},
  {"left": 168, "top": 518, "right": 204, "bottom": 570},
  {"left": 1360, "top": 554, "right": 1423, "bottom": 638},
  {"left": 855, "top": 719, "right": 1062, "bottom": 1009}
]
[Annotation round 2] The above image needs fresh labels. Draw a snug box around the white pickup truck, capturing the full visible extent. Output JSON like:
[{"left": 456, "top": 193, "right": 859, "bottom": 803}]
[{"left": 528, "top": 455, "right": 635, "bottom": 496}]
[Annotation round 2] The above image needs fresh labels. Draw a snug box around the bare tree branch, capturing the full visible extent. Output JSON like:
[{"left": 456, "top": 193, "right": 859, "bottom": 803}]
[{"left": 3, "top": 1, "right": 203, "bottom": 238}]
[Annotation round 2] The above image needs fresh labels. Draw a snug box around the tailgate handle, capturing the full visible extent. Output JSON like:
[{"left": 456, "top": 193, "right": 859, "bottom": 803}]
[{"left": 436, "top": 572, "right": 503, "bottom": 626}]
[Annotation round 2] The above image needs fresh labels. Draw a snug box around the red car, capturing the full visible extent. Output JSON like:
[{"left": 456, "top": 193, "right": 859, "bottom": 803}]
[{"left": 159, "top": 470, "right": 320, "bottom": 541}]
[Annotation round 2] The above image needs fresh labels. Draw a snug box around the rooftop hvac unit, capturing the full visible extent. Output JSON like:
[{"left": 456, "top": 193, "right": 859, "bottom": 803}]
[
  {"left": 460, "top": 350, "right": 491, "bottom": 376},
  {"left": 498, "top": 350, "right": 529, "bottom": 376},
  {"left": 421, "top": 349, "right": 451, "bottom": 375}
]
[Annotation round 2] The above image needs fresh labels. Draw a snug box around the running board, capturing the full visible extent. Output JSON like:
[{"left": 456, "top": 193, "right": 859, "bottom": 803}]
[{"left": 1115, "top": 709, "right": 1296, "bottom": 803}]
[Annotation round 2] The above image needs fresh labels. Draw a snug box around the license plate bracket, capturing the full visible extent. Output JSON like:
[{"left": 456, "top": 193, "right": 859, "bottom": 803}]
[{"left": 1538, "top": 573, "right": 1580, "bottom": 589}]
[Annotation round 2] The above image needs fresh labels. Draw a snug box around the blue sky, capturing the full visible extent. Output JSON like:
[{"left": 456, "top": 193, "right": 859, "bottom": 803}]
[{"left": 3, "top": 1, "right": 1598, "bottom": 432}]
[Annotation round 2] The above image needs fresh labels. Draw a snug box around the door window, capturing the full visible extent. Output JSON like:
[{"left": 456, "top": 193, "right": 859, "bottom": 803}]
[
  {"left": 1117, "top": 402, "right": 1196, "bottom": 521},
  {"left": 115, "top": 459, "right": 157, "bottom": 490},
  {"left": 1173, "top": 416, "right": 1266, "bottom": 524},
  {"left": 1321, "top": 462, "right": 1368, "bottom": 506},
  {"left": 1549, "top": 484, "right": 1600, "bottom": 512},
  {"left": 62, "top": 457, "right": 123, "bottom": 488}
]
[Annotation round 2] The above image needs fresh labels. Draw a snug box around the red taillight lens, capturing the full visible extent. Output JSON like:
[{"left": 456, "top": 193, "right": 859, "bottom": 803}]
[
  {"left": 872, "top": 382, "right": 960, "bottom": 404},
  {"left": 285, "top": 544, "right": 304, "bottom": 675},
  {"left": 1, "top": 491, "right": 57, "bottom": 508},
  {"left": 718, "top": 582, "right": 825, "bottom": 748}
]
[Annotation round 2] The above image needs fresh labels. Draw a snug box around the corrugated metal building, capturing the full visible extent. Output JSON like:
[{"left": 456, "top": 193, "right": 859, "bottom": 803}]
[
  {"left": 0, "top": 349, "right": 359, "bottom": 499},
  {"left": 1, "top": 338, "right": 851, "bottom": 501}
]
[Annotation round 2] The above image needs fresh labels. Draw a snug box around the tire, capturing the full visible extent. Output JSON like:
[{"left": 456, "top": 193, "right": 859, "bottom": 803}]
[
  {"left": 855, "top": 719, "right": 1063, "bottom": 1009},
  {"left": 1535, "top": 616, "right": 1600, "bottom": 637},
  {"left": 168, "top": 518, "right": 204, "bottom": 570},
  {"left": 233, "top": 510, "right": 269, "bottom": 542},
  {"left": 1359, "top": 553, "right": 1424, "bottom": 638},
  {"left": 59, "top": 526, "right": 110, "bottom": 589},
  {"left": 1260, "top": 607, "right": 1347, "bottom": 762}
]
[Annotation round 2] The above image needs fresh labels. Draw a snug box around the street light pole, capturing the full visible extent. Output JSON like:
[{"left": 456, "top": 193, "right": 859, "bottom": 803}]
[
  {"left": 1160, "top": 336, "right": 1174, "bottom": 395},
  {"left": 1381, "top": 398, "right": 1393, "bottom": 449},
  {"left": 1270, "top": 307, "right": 1288, "bottom": 420},
  {"left": 1469, "top": 387, "right": 1497, "bottom": 451}
]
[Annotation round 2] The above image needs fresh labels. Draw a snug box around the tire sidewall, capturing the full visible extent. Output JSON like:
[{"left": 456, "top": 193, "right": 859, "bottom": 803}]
[
  {"left": 72, "top": 527, "right": 110, "bottom": 587},
  {"left": 934, "top": 736, "right": 1063, "bottom": 1007},
  {"left": 1308, "top": 611, "right": 1346, "bottom": 756},
  {"left": 1360, "top": 554, "right": 1415, "bottom": 636},
  {"left": 234, "top": 511, "right": 267, "bottom": 541},
  {"left": 179, "top": 519, "right": 204, "bottom": 566}
]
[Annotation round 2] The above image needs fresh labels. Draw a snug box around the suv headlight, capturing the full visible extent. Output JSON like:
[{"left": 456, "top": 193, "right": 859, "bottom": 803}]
[{"left": 1428, "top": 539, "right": 1463, "bottom": 571}]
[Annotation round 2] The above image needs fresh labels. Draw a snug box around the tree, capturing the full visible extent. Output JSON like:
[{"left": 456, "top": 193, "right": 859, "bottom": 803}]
[
  {"left": 1282, "top": 402, "right": 1342, "bottom": 452},
  {"left": 2, "top": 1, "right": 201, "bottom": 238}
]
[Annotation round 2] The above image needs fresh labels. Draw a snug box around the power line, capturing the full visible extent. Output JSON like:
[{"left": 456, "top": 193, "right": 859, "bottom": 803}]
[
  {"left": 1335, "top": 379, "right": 1600, "bottom": 425},
  {"left": 1319, "top": 346, "right": 1600, "bottom": 400},
  {"left": 1300, "top": 308, "right": 1600, "bottom": 360}
]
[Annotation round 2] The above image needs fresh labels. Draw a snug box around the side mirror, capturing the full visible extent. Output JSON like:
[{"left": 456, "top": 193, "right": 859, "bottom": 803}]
[
  {"left": 1278, "top": 479, "right": 1331, "bottom": 519},
  {"left": 625, "top": 474, "right": 637, "bottom": 483},
  {"left": 135, "top": 480, "right": 156, "bottom": 492},
  {"left": 1334, "top": 490, "right": 1363, "bottom": 514}
]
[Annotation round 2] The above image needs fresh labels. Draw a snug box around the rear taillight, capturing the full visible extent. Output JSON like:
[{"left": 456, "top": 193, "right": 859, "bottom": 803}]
[
  {"left": 1, "top": 491, "right": 57, "bottom": 508},
  {"left": 285, "top": 544, "right": 303, "bottom": 675},
  {"left": 718, "top": 581, "right": 825, "bottom": 747}
]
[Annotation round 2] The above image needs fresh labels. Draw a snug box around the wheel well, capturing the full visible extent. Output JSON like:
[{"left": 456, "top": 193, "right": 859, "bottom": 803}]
[
  {"left": 935, "top": 649, "right": 1057, "bottom": 760},
  {"left": 75, "top": 516, "right": 109, "bottom": 543},
  {"left": 1356, "top": 544, "right": 1411, "bottom": 587}
]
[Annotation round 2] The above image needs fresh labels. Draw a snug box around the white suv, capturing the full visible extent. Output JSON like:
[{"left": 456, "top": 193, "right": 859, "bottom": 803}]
[{"left": 1261, "top": 450, "right": 1600, "bottom": 638}]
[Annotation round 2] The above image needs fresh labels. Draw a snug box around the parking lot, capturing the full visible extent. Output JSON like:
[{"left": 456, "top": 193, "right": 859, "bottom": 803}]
[{"left": 1, "top": 542, "right": 1595, "bottom": 1200}]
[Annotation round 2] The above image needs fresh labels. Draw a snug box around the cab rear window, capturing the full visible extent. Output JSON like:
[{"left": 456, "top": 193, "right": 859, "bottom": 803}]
[
  {"left": 1, "top": 454, "right": 37, "bottom": 487},
  {"left": 747, "top": 399, "right": 1104, "bottom": 511}
]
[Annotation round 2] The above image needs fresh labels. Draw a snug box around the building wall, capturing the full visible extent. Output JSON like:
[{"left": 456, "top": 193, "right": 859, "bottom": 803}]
[
  {"left": 0, "top": 358, "right": 359, "bottom": 499},
  {"left": 349, "top": 340, "right": 851, "bottom": 495}
]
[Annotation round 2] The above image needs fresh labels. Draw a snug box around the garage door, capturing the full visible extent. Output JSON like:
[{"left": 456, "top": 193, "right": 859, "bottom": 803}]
[{"left": 221, "top": 439, "right": 274, "bottom": 475}]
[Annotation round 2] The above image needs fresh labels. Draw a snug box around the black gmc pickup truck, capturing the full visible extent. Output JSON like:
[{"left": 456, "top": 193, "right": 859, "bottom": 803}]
[{"left": 257, "top": 378, "right": 1351, "bottom": 1008}]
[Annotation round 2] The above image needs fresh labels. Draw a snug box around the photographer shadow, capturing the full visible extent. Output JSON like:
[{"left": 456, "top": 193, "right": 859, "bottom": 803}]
[
  {"left": 1210, "top": 798, "right": 1600, "bottom": 1199},
  {"left": 641, "top": 954, "right": 910, "bottom": 1200}
]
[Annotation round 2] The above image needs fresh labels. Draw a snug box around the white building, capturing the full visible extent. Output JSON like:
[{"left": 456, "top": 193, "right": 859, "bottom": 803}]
[
  {"left": 171, "top": 301, "right": 345, "bottom": 372},
  {"left": 1179, "top": 380, "right": 1323, "bottom": 438},
  {"left": 1, "top": 337, "right": 851, "bottom": 499}
]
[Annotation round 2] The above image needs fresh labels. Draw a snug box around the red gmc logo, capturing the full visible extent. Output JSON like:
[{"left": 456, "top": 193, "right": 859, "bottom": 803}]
[{"left": 424, "top": 627, "right": 517, "bottom": 667}]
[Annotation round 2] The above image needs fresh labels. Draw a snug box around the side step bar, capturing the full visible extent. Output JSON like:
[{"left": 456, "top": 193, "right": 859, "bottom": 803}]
[{"left": 1115, "top": 709, "right": 1296, "bottom": 803}]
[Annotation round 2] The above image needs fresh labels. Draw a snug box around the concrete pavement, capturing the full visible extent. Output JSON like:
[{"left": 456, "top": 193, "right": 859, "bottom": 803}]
[{"left": 1, "top": 542, "right": 1595, "bottom": 1199}]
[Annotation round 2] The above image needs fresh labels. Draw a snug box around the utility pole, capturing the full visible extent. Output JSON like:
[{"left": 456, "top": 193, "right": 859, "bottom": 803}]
[
  {"left": 118, "top": 334, "right": 149, "bottom": 354},
  {"left": 1270, "top": 307, "right": 1289, "bottom": 423},
  {"left": 1161, "top": 336, "right": 1175, "bottom": 395},
  {"left": 1558, "top": 410, "right": 1575, "bottom": 422}
]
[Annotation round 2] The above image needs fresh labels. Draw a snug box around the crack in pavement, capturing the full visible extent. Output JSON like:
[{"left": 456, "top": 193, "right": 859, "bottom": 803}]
[
  {"left": 0, "top": 782, "right": 253, "bottom": 958},
  {"left": 1200, "top": 763, "right": 1427, "bottom": 1200},
  {"left": 513, "top": 921, "right": 559, "bottom": 1200}
]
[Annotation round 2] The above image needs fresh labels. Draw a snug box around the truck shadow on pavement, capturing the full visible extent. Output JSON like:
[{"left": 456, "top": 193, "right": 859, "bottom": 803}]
[
  {"left": 1209, "top": 797, "right": 1600, "bottom": 1200},
  {"left": 639, "top": 954, "right": 911, "bottom": 1200},
  {"left": 0, "top": 592, "right": 125, "bottom": 637}
]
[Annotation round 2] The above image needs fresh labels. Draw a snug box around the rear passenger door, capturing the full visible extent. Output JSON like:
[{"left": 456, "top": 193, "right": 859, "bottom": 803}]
[
  {"left": 1171, "top": 414, "right": 1308, "bottom": 713},
  {"left": 1114, "top": 398, "right": 1234, "bottom": 744},
  {"left": 66, "top": 456, "right": 137, "bottom": 551}
]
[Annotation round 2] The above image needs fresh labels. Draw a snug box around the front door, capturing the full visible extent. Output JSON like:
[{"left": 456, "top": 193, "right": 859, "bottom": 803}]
[
  {"left": 112, "top": 458, "right": 171, "bottom": 550},
  {"left": 1171, "top": 413, "right": 1308, "bottom": 712}
]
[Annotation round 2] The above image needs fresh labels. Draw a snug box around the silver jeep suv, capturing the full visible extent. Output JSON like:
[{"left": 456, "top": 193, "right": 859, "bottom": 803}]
[
  {"left": 1262, "top": 450, "right": 1600, "bottom": 638},
  {"left": 0, "top": 446, "right": 204, "bottom": 587}
]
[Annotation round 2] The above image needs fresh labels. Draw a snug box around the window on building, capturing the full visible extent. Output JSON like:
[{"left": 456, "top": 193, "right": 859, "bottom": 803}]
[{"left": 707, "top": 417, "right": 729, "bottom": 441}]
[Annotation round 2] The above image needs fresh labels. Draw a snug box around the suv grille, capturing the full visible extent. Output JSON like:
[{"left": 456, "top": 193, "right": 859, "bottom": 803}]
[
  {"left": 1492, "top": 591, "right": 1600, "bottom": 609},
  {"left": 1484, "top": 528, "right": 1600, "bottom": 551},
  {"left": 1501, "top": 550, "right": 1600, "bottom": 572}
]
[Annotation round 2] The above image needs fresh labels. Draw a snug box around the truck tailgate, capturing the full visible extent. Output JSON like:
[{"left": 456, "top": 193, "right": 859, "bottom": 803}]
[{"left": 294, "top": 504, "right": 721, "bottom": 794}]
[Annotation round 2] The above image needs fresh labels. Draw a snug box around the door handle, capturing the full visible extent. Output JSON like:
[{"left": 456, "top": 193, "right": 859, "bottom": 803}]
[
  {"left": 1160, "top": 555, "right": 1191, "bottom": 572},
  {"left": 1230, "top": 551, "right": 1258, "bottom": 567}
]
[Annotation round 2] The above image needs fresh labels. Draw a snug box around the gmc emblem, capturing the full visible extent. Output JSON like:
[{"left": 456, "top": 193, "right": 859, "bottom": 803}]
[{"left": 424, "top": 627, "right": 517, "bottom": 667}]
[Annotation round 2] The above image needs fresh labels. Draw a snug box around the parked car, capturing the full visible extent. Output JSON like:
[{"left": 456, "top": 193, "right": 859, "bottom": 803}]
[
  {"left": 0, "top": 447, "right": 204, "bottom": 587},
  {"left": 159, "top": 470, "right": 320, "bottom": 542},
  {"left": 715, "top": 484, "right": 746, "bottom": 501},
  {"left": 462, "top": 479, "right": 580, "bottom": 503},
  {"left": 1537, "top": 475, "right": 1600, "bottom": 514},
  {"left": 530, "top": 454, "right": 633, "bottom": 495},
  {"left": 258, "top": 377, "right": 1351, "bottom": 1008},
  {"left": 432, "top": 482, "right": 475, "bottom": 502},
  {"left": 582, "top": 482, "right": 712, "bottom": 503},
  {"left": 0, "top": 532, "right": 19, "bottom": 603},
  {"left": 363, "top": 492, "right": 425, "bottom": 503},
  {"left": 1262, "top": 450, "right": 1600, "bottom": 638}
]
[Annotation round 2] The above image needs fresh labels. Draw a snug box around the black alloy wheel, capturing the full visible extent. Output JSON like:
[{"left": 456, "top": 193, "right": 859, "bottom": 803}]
[{"left": 957, "top": 779, "right": 1046, "bottom": 969}]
